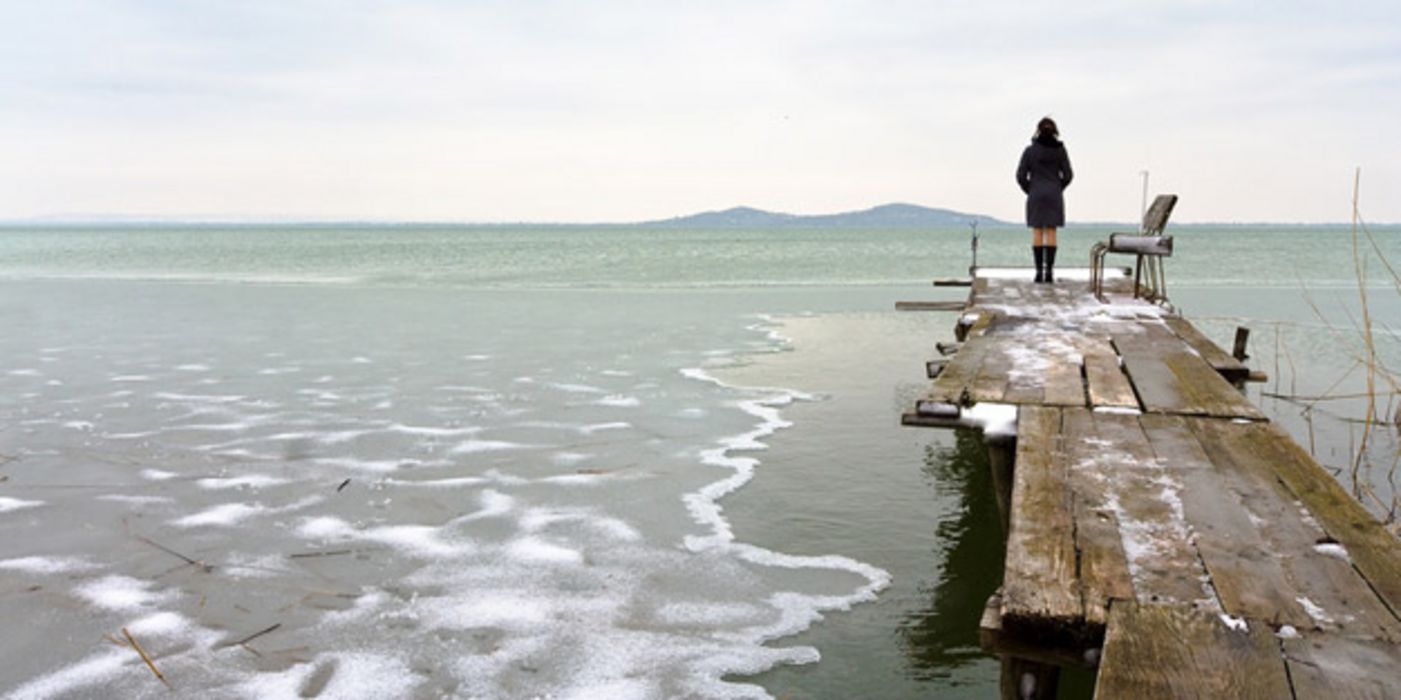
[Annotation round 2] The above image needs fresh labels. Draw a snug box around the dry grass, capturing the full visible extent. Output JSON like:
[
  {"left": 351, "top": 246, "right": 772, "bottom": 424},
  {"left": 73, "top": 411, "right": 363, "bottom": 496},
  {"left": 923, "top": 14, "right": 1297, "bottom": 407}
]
[{"left": 1223, "top": 169, "right": 1401, "bottom": 523}]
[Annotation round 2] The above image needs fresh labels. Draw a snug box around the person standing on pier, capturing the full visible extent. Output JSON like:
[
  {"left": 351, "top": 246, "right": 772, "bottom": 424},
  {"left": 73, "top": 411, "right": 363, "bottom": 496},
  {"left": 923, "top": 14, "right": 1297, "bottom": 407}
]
[{"left": 1016, "top": 117, "right": 1073, "bottom": 282}]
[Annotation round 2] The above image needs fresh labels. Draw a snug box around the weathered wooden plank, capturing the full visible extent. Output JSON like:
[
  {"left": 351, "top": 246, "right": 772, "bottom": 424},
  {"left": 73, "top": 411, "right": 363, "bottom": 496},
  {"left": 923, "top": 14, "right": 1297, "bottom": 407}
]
[
  {"left": 1185, "top": 416, "right": 1398, "bottom": 639},
  {"left": 1062, "top": 408, "right": 1134, "bottom": 631},
  {"left": 1001, "top": 365, "right": 1045, "bottom": 405},
  {"left": 1095, "top": 602, "right": 1292, "bottom": 700},
  {"left": 933, "top": 277, "right": 973, "bottom": 287},
  {"left": 980, "top": 591, "right": 1099, "bottom": 670},
  {"left": 922, "top": 315, "right": 994, "bottom": 403},
  {"left": 1113, "top": 328, "right": 1262, "bottom": 419},
  {"left": 1282, "top": 634, "right": 1401, "bottom": 699},
  {"left": 1084, "top": 352, "right": 1138, "bottom": 409},
  {"left": 1164, "top": 317, "right": 1250, "bottom": 383},
  {"left": 1161, "top": 351, "right": 1265, "bottom": 420},
  {"left": 1002, "top": 407, "right": 1083, "bottom": 640},
  {"left": 971, "top": 340, "right": 1014, "bottom": 403},
  {"left": 967, "top": 276, "right": 993, "bottom": 308},
  {"left": 921, "top": 332, "right": 994, "bottom": 404},
  {"left": 981, "top": 319, "right": 1060, "bottom": 405},
  {"left": 895, "top": 300, "right": 966, "bottom": 311},
  {"left": 1138, "top": 414, "right": 1314, "bottom": 629},
  {"left": 1118, "top": 347, "right": 1254, "bottom": 418},
  {"left": 1043, "top": 357, "right": 1086, "bottom": 407},
  {"left": 1116, "top": 341, "right": 1192, "bottom": 415},
  {"left": 1085, "top": 411, "right": 1210, "bottom": 605},
  {"left": 1189, "top": 418, "right": 1401, "bottom": 627}
]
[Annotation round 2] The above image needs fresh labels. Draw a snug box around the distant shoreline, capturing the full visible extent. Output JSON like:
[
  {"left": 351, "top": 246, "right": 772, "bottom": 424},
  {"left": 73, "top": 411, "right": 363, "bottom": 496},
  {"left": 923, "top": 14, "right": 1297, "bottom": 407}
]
[
  {"left": 0, "top": 220, "right": 1392, "bottom": 229},
  {"left": 1, "top": 200, "right": 1394, "bottom": 229}
]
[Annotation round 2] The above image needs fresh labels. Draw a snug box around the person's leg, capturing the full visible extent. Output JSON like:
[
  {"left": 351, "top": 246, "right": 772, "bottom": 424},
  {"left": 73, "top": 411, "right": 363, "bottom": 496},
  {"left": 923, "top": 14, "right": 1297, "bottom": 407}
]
[
  {"left": 1044, "top": 227, "right": 1058, "bottom": 282},
  {"left": 1031, "top": 228, "right": 1045, "bottom": 282}
]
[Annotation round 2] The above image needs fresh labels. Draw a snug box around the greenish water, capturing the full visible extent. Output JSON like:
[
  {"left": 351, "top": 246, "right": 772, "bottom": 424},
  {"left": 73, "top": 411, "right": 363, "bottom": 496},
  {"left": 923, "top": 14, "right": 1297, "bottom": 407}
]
[
  {"left": 1, "top": 224, "right": 1396, "bottom": 289},
  {"left": 0, "top": 224, "right": 1396, "bottom": 698}
]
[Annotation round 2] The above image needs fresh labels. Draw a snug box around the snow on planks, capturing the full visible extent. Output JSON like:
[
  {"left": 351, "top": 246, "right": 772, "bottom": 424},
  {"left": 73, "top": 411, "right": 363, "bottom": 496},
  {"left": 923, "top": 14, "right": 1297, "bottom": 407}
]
[{"left": 904, "top": 268, "right": 1401, "bottom": 699}]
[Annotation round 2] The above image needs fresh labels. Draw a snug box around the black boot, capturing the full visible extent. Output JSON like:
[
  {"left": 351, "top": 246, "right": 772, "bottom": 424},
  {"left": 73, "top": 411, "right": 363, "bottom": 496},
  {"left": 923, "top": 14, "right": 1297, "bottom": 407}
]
[
  {"left": 1044, "top": 246, "right": 1057, "bottom": 283},
  {"left": 1033, "top": 246, "right": 1044, "bottom": 283}
]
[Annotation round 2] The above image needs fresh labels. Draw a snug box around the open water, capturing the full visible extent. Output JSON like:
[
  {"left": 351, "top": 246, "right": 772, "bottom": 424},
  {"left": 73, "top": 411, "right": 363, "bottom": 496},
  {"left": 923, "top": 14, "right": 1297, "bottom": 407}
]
[{"left": 0, "top": 224, "right": 1396, "bottom": 698}]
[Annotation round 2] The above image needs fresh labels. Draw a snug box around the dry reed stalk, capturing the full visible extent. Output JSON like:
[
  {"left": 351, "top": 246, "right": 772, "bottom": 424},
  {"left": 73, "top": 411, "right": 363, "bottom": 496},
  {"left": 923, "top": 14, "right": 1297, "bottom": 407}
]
[
  {"left": 121, "top": 627, "right": 171, "bottom": 689},
  {"left": 1348, "top": 168, "right": 1381, "bottom": 498},
  {"left": 1264, "top": 389, "right": 1401, "bottom": 402},
  {"left": 229, "top": 623, "right": 281, "bottom": 647},
  {"left": 136, "top": 535, "right": 214, "bottom": 574},
  {"left": 1273, "top": 322, "right": 1282, "bottom": 396}
]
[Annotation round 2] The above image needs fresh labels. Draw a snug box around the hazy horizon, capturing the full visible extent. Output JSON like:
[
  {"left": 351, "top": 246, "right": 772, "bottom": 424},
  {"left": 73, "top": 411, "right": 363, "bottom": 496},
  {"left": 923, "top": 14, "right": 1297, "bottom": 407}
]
[{"left": 2, "top": 203, "right": 1395, "bottom": 228}]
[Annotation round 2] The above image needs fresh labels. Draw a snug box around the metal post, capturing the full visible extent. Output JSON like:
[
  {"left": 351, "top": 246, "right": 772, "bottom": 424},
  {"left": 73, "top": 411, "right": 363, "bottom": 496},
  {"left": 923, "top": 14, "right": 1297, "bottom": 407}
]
[
  {"left": 1139, "top": 170, "right": 1150, "bottom": 226},
  {"left": 970, "top": 220, "right": 979, "bottom": 275}
]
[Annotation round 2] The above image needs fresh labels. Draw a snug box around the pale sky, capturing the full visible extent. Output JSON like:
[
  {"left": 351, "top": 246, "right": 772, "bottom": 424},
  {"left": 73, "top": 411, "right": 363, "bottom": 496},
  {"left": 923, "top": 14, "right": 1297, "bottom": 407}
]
[{"left": 3, "top": 1, "right": 1399, "bottom": 223}]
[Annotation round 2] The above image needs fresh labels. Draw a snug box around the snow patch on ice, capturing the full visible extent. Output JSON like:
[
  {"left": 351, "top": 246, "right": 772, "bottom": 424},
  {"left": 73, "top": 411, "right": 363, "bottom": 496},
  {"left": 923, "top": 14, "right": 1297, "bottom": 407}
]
[
  {"left": 197, "top": 474, "right": 289, "bottom": 490},
  {"left": 296, "top": 516, "right": 472, "bottom": 559},
  {"left": 72, "top": 575, "right": 174, "bottom": 611},
  {"left": 236, "top": 652, "right": 419, "bottom": 700},
  {"left": 5, "top": 651, "right": 129, "bottom": 700},
  {"left": 450, "top": 439, "right": 529, "bottom": 454},
  {"left": 595, "top": 394, "right": 641, "bottom": 407},
  {"left": 0, "top": 497, "right": 44, "bottom": 513},
  {"left": 551, "top": 451, "right": 592, "bottom": 466},
  {"left": 97, "top": 494, "right": 174, "bottom": 505},
  {"left": 0, "top": 556, "right": 100, "bottom": 574},
  {"left": 551, "top": 382, "right": 605, "bottom": 394},
  {"left": 172, "top": 502, "right": 266, "bottom": 528},
  {"left": 506, "top": 537, "right": 583, "bottom": 564}
]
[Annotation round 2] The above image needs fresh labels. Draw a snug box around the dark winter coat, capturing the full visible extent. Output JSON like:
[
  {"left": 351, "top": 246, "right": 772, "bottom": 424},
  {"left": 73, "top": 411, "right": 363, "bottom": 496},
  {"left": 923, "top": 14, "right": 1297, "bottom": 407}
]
[{"left": 1016, "top": 135, "right": 1073, "bottom": 228}]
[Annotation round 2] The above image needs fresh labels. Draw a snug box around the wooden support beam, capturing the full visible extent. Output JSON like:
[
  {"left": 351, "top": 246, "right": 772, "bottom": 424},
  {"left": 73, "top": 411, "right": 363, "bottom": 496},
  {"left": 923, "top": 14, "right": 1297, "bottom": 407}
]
[
  {"left": 926, "top": 359, "right": 947, "bottom": 379},
  {"left": 895, "top": 300, "right": 966, "bottom": 311},
  {"left": 1001, "top": 656, "right": 1060, "bottom": 700},
  {"left": 1232, "top": 326, "right": 1251, "bottom": 361},
  {"left": 901, "top": 411, "right": 961, "bottom": 429},
  {"left": 981, "top": 593, "right": 1100, "bottom": 670}
]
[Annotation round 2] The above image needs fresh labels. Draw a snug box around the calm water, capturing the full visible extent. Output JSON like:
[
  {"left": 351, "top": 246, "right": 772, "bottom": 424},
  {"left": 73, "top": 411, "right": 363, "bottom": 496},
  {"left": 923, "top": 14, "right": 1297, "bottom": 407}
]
[{"left": 0, "top": 224, "right": 1396, "bottom": 699}]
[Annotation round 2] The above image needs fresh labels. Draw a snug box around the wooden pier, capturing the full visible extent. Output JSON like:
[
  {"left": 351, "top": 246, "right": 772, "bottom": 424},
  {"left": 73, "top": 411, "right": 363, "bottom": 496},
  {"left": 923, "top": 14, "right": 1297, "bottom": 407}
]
[{"left": 901, "top": 269, "right": 1401, "bottom": 699}]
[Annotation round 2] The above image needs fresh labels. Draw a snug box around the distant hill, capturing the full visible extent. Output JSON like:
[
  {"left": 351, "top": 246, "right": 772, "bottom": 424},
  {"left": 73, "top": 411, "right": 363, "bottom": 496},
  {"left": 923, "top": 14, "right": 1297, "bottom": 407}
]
[{"left": 643, "top": 203, "right": 1008, "bottom": 228}]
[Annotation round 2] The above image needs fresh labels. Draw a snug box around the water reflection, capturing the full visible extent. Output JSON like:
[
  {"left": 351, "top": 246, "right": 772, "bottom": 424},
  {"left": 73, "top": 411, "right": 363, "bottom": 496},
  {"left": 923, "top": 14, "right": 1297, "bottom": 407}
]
[{"left": 899, "top": 428, "right": 1005, "bottom": 679}]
